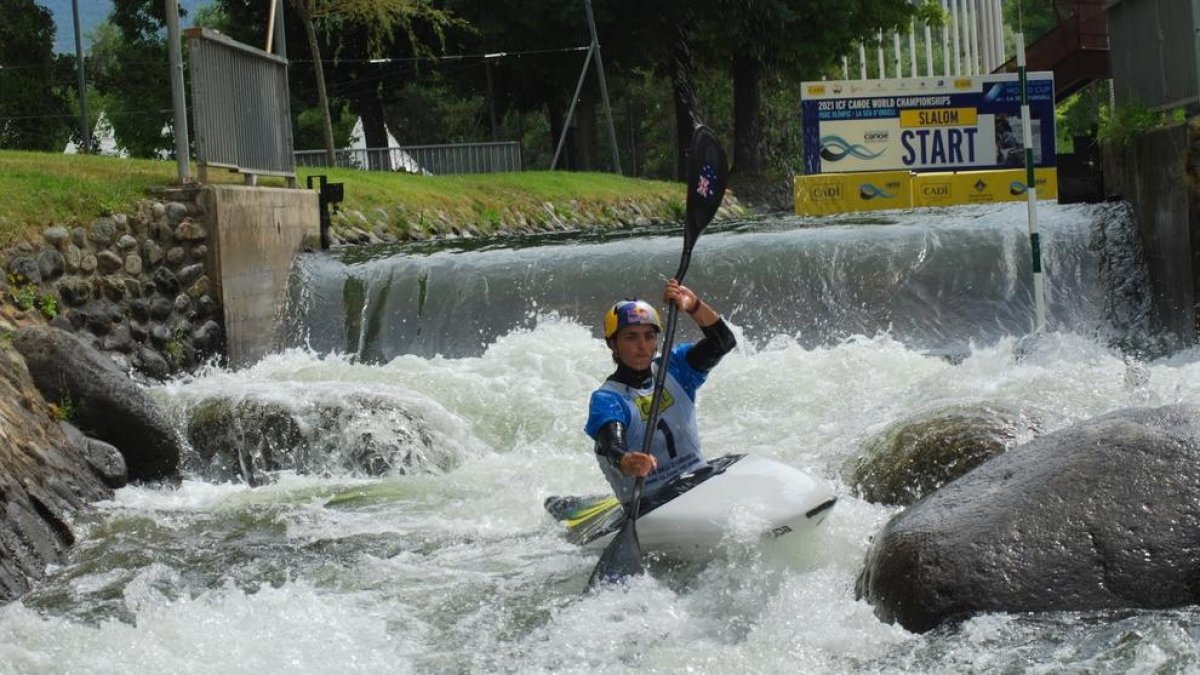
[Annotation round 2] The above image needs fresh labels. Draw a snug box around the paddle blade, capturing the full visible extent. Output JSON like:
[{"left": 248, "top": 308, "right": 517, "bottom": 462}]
[
  {"left": 684, "top": 125, "right": 729, "bottom": 248},
  {"left": 586, "top": 517, "right": 644, "bottom": 591}
]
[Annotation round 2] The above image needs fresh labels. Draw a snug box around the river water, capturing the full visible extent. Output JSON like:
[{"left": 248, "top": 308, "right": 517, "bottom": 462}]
[{"left": 5, "top": 202, "right": 1200, "bottom": 674}]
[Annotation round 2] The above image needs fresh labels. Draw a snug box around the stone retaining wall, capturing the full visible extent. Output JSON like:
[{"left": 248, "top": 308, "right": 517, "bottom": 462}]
[{"left": 1, "top": 188, "right": 221, "bottom": 380}]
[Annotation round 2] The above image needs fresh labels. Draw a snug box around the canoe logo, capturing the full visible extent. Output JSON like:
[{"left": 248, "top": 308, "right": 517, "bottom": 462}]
[
  {"left": 820, "top": 135, "right": 886, "bottom": 162},
  {"left": 809, "top": 183, "right": 843, "bottom": 201},
  {"left": 859, "top": 183, "right": 896, "bottom": 200},
  {"left": 862, "top": 130, "right": 889, "bottom": 144},
  {"left": 634, "top": 389, "right": 674, "bottom": 419},
  {"left": 973, "top": 179, "right": 988, "bottom": 192},
  {"left": 1009, "top": 181, "right": 1029, "bottom": 195}
]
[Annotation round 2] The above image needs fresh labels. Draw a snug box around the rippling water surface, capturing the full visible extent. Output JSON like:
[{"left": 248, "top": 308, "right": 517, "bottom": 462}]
[{"left": 3, "top": 203, "right": 1198, "bottom": 674}]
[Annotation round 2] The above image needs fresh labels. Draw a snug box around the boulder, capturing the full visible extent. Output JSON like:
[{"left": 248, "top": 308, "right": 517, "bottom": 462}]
[
  {"left": 844, "top": 403, "right": 1042, "bottom": 506},
  {"left": 60, "top": 422, "right": 127, "bottom": 489},
  {"left": 0, "top": 344, "right": 112, "bottom": 602},
  {"left": 13, "top": 325, "right": 181, "bottom": 481},
  {"left": 185, "top": 393, "right": 452, "bottom": 485},
  {"left": 856, "top": 405, "right": 1200, "bottom": 633}
]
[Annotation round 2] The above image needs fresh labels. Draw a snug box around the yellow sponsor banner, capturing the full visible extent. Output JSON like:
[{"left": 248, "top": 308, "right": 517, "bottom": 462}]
[
  {"left": 898, "top": 107, "right": 978, "bottom": 128},
  {"left": 911, "top": 168, "right": 1058, "bottom": 207},
  {"left": 795, "top": 171, "right": 913, "bottom": 216}
]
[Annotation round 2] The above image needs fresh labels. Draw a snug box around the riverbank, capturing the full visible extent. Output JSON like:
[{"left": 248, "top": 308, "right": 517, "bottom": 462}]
[{"left": 0, "top": 151, "right": 753, "bottom": 249}]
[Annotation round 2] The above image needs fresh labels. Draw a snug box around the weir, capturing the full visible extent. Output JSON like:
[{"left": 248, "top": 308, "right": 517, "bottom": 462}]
[{"left": 282, "top": 202, "right": 1155, "bottom": 363}]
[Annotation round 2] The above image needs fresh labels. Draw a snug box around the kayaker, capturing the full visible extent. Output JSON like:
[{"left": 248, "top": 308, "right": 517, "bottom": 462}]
[{"left": 584, "top": 278, "right": 737, "bottom": 503}]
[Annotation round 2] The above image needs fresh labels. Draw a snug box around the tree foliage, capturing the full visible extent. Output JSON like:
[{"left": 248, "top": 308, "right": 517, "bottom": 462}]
[
  {"left": 90, "top": 0, "right": 179, "bottom": 158},
  {"left": 0, "top": 0, "right": 73, "bottom": 150}
]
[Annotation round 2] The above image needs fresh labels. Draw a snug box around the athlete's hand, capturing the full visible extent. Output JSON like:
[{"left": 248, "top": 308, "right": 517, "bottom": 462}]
[
  {"left": 619, "top": 452, "right": 657, "bottom": 477},
  {"left": 664, "top": 278, "right": 699, "bottom": 315}
]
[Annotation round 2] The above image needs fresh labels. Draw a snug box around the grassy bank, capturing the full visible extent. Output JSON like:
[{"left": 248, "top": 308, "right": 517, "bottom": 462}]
[{"left": 0, "top": 151, "right": 685, "bottom": 247}]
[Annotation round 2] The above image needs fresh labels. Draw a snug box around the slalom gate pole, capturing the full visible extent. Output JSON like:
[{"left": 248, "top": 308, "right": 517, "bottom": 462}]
[{"left": 1017, "top": 33, "right": 1046, "bottom": 332}]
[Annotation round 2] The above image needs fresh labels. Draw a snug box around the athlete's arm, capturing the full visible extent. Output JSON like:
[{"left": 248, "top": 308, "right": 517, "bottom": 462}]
[
  {"left": 594, "top": 422, "right": 657, "bottom": 477},
  {"left": 686, "top": 319, "right": 736, "bottom": 372}
]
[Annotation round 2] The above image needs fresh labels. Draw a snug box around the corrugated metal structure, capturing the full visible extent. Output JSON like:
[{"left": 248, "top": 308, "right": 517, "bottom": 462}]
[
  {"left": 295, "top": 142, "right": 523, "bottom": 175},
  {"left": 1107, "top": 0, "right": 1200, "bottom": 111},
  {"left": 184, "top": 27, "right": 296, "bottom": 183}
]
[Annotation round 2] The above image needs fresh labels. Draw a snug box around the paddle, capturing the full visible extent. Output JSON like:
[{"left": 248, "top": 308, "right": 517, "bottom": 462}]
[{"left": 586, "top": 124, "right": 728, "bottom": 590}]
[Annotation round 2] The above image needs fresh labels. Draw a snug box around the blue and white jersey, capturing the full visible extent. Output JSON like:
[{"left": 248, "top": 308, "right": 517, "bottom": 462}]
[{"left": 585, "top": 343, "right": 710, "bottom": 502}]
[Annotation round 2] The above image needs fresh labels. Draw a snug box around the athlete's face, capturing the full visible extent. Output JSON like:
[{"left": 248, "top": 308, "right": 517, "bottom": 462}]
[{"left": 611, "top": 324, "right": 659, "bottom": 370}]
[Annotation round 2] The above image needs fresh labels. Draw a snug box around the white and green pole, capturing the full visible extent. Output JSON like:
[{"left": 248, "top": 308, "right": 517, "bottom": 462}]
[{"left": 1016, "top": 33, "right": 1046, "bottom": 332}]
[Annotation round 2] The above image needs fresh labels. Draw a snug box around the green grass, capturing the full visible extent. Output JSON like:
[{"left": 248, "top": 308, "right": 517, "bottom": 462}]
[{"left": 0, "top": 150, "right": 684, "bottom": 247}]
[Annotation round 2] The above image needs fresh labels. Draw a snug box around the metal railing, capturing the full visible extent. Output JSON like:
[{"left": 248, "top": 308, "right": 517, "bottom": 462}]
[
  {"left": 294, "top": 142, "right": 522, "bottom": 175},
  {"left": 185, "top": 27, "right": 295, "bottom": 182}
]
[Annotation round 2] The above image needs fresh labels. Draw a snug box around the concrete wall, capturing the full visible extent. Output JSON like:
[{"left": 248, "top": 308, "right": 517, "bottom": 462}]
[
  {"left": 1102, "top": 121, "right": 1200, "bottom": 345},
  {"left": 200, "top": 186, "right": 318, "bottom": 367}
]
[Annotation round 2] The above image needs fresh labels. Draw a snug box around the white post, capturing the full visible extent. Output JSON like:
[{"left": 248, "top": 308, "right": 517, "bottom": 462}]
[
  {"left": 952, "top": 0, "right": 962, "bottom": 75},
  {"left": 980, "top": 0, "right": 993, "bottom": 73},
  {"left": 878, "top": 30, "right": 885, "bottom": 78},
  {"left": 843, "top": 55, "right": 849, "bottom": 80},
  {"left": 909, "top": 21, "right": 918, "bottom": 77},
  {"left": 969, "top": 0, "right": 982, "bottom": 75},
  {"left": 941, "top": 0, "right": 951, "bottom": 76},
  {"left": 1017, "top": 33, "right": 1045, "bottom": 332},
  {"left": 893, "top": 31, "right": 902, "bottom": 78},
  {"left": 859, "top": 43, "right": 868, "bottom": 79},
  {"left": 924, "top": 18, "right": 935, "bottom": 76},
  {"left": 993, "top": 0, "right": 1005, "bottom": 67}
]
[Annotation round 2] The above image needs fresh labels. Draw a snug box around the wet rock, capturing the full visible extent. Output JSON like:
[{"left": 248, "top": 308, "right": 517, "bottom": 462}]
[
  {"left": 857, "top": 405, "right": 1200, "bottom": 633},
  {"left": 71, "top": 227, "right": 87, "bottom": 248},
  {"left": 184, "top": 393, "right": 450, "bottom": 484},
  {"left": 134, "top": 346, "right": 169, "bottom": 381},
  {"left": 79, "top": 253, "right": 97, "bottom": 274},
  {"left": 149, "top": 297, "right": 173, "bottom": 321},
  {"left": 14, "top": 325, "right": 182, "bottom": 481},
  {"left": 103, "top": 323, "right": 134, "bottom": 353},
  {"left": 173, "top": 294, "right": 191, "bottom": 313},
  {"left": 194, "top": 295, "right": 216, "bottom": 319},
  {"left": 845, "top": 403, "right": 1043, "bottom": 506},
  {"left": 61, "top": 422, "right": 127, "bottom": 489},
  {"left": 152, "top": 267, "right": 180, "bottom": 295},
  {"left": 128, "top": 298, "right": 150, "bottom": 322},
  {"left": 192, "top": 320, "right": 222, "bottom": 354},
  {"left": 116, "top": 234, "right": 138, "bottom": 251}
]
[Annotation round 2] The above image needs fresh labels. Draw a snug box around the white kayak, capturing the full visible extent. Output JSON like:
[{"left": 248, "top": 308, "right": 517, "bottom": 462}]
[{"left": 545, "top": 454, "right": 837, "bottom": 559}]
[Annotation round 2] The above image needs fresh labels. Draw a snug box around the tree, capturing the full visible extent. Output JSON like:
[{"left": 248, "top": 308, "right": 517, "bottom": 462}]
[
  {"left": 703, "top": 0, "right": 930, "bottom": 175},
  {"left": 92, "top": 0, "right": 180, "bottom": 158},
  {"left": 288, "top": 0, "right": 462, "bottom": 167},
  {"left": 0, "top": 0, "right": 73, "bottom": 150}
]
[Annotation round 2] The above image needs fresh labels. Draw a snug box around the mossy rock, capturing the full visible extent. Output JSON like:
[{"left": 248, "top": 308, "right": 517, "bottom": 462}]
[{"left": 844, "top": 402, "right": 1044, "bottom": 506}]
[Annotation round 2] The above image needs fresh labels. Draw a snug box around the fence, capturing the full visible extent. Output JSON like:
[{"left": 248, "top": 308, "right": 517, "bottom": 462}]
[
  {"left": 294, "top": 142, "right": 522, "bottom": 175},
  {"left": 1108, "top": 0, "right": 1200, "bottom": 111},
  {"left": 184, "top": 27, "right": 296, "bottom": 183}
]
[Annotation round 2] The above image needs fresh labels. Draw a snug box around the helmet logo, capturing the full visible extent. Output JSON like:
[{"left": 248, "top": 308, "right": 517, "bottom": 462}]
[{"left": 604, "top": 299, "right": 662, "bottom": 338}]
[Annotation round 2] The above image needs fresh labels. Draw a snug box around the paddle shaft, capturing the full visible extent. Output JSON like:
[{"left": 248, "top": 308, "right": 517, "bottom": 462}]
[{"left": 627, "top": 248, "right": 695, "bottom": 519}]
